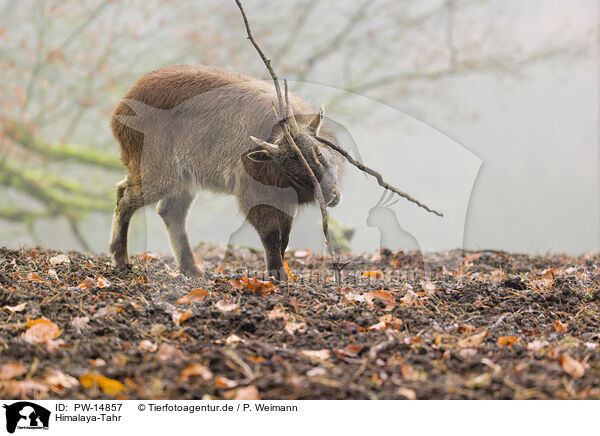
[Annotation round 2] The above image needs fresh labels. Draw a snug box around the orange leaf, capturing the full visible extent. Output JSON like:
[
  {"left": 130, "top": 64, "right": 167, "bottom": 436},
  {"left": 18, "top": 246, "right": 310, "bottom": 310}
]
[
  {"left": 497, "top": 336, "right": 517, "bottom": 347},
  {"left": 138, "top": 252, "right": 161, "bottom": 261},
  {"left": 175, "top": 288, "right": 209, "bottom": 305},
  {"left": 23, "top": 320, "right": 61, "bottom": 344},
  {"left": 554, "top": 320, "right": 568, "bottom": 333},
  {"left": 229, "top": 277, "right": 278, "bottom": 296},
  {"left": 334, "top": 344, "right": 361, "bottom": 358},
  {"left": 365, "top": 290, "right": 396, "bottom": 311},
  {"left": 215, "top": 376, "right": 238, "bottom": 388},
  {"left": 362, "top": 270, "right": 383, "bottom": 279},
  {"left": 172, "top": 309, "right": 193, "bottom": 326},
  {"left": 214, "top": 266, "right": 226, "bottom": 275},
  {"left": 79, "top": 372, "right": 124, "bottom": 396},
  {"left": 27, "top": 272, "right": 42, "bottom": 282},
  {"left": 559, "top": 353, "right": 585, "bottom": 378}
]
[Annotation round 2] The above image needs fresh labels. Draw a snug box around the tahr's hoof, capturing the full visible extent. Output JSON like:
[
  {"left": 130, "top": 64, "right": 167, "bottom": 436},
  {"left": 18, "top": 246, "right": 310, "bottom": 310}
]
[{"left": 182, "top": 266, "right": 205, "bottom": 279}]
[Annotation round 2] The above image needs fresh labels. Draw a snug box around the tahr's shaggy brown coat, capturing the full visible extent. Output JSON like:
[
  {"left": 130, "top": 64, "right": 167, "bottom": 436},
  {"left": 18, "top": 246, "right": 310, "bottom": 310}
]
[{"left": 109, "top": 65, "right": 344, "bottom": 278}]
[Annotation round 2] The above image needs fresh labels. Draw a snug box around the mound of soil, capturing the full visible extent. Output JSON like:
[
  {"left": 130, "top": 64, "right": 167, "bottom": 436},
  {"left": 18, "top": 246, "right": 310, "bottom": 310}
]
[{"left": 0, "top": 246, "right": 598, "bottom": 399}]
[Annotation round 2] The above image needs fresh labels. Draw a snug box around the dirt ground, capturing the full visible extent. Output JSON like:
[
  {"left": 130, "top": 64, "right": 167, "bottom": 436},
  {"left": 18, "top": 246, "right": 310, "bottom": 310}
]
[{"left": 0, "top": 245, "right": 599, "bottom": 400}]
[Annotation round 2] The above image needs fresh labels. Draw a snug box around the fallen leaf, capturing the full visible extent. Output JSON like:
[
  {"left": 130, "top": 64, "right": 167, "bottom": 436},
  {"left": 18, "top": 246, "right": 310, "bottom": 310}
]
[
  {"left": 23, "top": 320, "right": 61, "bottom": 344},
  {"left": 27, "top": 272, "right": 42, "bottom": 282},
  {"left": 215, "top": 298, "right": 238, "bottom": 313},
  {"left": 267, "top": 306, "right": 289, "bottom": 320},
  {"left": 369, "top": 314, "right": 402, "bottom": 331},
  {"left": 180, "top": 363, "right": 213, "bottom": 381},
  {"left": 172, "top": 309, "right": 193, "bottom": 326},
  {"left": 157, "top": 343, "right": 184, "bottom": 361},
  {"left": 229, "top": 277, "right": 278, "bottom": 295},
  {"left": 341, "top": 288, "right": 364, "bottom": 304},
  {"left": 307, "top": 367, "right": 327, "bottom": 377},
  {"left": 71, "top": 316, "right": 90, "bottom": 330},
  {"left": 4, "top": 302, "right": 26, "bottom": 312},
  {"left": 554, "top": 320, "right": 568, "bottom": 333},
  {"left": 0, "top": 379, "right": 48, "bottom": 397},
  {"left": 334, "top": 344, "right": 361, "bottom": 358},
  {"left": 420, "top": 280, "right": 436, "bottom": 296},
  {"left": 47, "top": 269, "right": 59, "bottom": 282},
  {"left": 285, "top": 320, "right": 307, "bottom": 335},
  {"left": 175, "top": 288, "right": 209, "bottom": 305},
  {"left": 397, "top": 387, "right": 416, "bottom": 400},
  {"left": 79, "top": 373, "right": 124, "bottom": 396},
  {"left": 283, "top": 261, "right": 295, "bottom": 282},
  {"left": 90, "top": 358, "right": 106, "bottom": 367},
  {"left": 400, "top": 290, "right": 421, "bottom": 306},
  {"left": 138, "top": 252, "right": 160, "bottom": 261},
  {"left": 49, "top": 254, "right": 70, "bottom": 265},
  {"left": 300, "top": 349, "right": 331, "bottom": 361},
  {"left": 465, "top": 372, "right": 492, "bottom": 388},
  {"left": 96, "top": 276, "right": 110, "bottom": 288},
  {"left": 138, "top": 340, "right": 158, "bottom": 352},
  {"left": 215, "top": 376, "right": 238, "bottom": 388},
  {"left": 458, "top": 330, "right": 488, "bottom": 348},
  {"left": 559, "top": 353, "right": 585, "bottom": 378},
  {"left": 214, "top": 266, "right": 226, "bottom": 275},
  {"left": 498, "top": 336, "right": 517, "bottom": 347},
  {"left": 362, "top": 270, "right": 383, "bottom": 279},
  {"left": 365, "top": 290, "right": 396, "bottom": 311},
  {"left": 226, "top": 333, "right": 244, "bottom": 344},
  {"left": 44, "top": 370, "right": 78, "bottom": 392},
  {"left": 0, "top": 363, "right": 26, "bottom": 380}
]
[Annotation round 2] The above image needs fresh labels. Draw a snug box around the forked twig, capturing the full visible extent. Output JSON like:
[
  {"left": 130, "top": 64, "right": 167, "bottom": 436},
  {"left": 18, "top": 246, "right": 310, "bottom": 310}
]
[{"left": 314, "top": 135, "right": 443, "bottom": 217}]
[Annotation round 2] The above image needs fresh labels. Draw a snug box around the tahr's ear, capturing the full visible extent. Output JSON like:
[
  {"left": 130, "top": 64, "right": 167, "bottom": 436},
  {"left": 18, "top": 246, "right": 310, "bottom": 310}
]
[{"left": 246, "top": 150, "right": 272, "bottom": 163}]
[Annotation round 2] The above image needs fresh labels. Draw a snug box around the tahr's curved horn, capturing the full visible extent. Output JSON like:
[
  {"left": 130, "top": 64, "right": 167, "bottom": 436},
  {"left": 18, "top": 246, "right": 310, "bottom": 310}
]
[
  {"left": 313, "top": 104, "right": 325, "bottom": 136},
  {"left": 250, "top": 136, "right": 279, "bottom": 155},
  {"left": 284, "top": 79, "right": 301, "bottom": 137}
]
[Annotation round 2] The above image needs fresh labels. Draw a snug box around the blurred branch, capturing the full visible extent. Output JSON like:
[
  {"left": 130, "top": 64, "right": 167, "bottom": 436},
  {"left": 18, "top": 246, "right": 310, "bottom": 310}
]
[{"left": 4, "top": 121, "right": 122, "bottom": 170}]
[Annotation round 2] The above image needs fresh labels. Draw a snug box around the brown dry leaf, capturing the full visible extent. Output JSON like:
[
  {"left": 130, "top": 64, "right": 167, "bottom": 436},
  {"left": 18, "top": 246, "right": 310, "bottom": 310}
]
[
  {"left": 283, "top": 261, "right": 295, "bottom": 282},
  {"left": 214, "top": 266, "right": 226, "bottom": 275},
  {"left": 365, "top": 290, "right": 396, "bottom": 311},
  {"left": 0, "top": 363, "right": 26, "bottom": 380},
  {"left": 180, "top": 363, "right": 213, "bottom": 381},
  {"left": 334, "top": 344, "right": 361, "bottom": 358},
  {"left": 90, "top": 358, "right": 106, "bottom": 367},
  {"left": 49, "top": 254, "right": 70, "bottom": 265},
  {"left": 96, "top": 276, "right": 110, "bottom": 288},
  {"left": 27, "top": 272, "right": 42, "bottom": 282},
  {"left": 23, "top": 320, "right": 61, "bottom": 344},
  {"left": 215, "top": 376, "right": 238, "bottom": 388},
  {"left": 215, "top": 298, "right": 238, "bottom": 313},
  {"left": 93, "top": 305, "right": 118, "bottom": 319},
  {"left": 267, "top": 306, "right": 289, "bottom": 320},
  {"left": 420, "top": 280, "right": 437, "bottom": 296},
  {"left": 371, "top": 314, "right": 402, "bottom": 331},
  {"left": 554, "top": 320, "right": 568, "bottom": 333},
  {"left": 226, "top": 333, "right": 244, "bottom": 344},
  {"left": 138, "top": 252, "right": 161, "bottom": 261},
  {"left": 158, "top": 343, "right": 184, "bottom": 361},
  {"left": 175, "top": 288, "right": 209, "bottom": 305},
  {"left": 300, "top": 349, "right": 331, "bottom": 361},
  {"left": 559, "top": 353, "right": 585, "bottom": 378},
  {"left": 44, "top": 370, "right": 79, "bottom": 392},
  {"left": 285, "top": 320, "right": 307, "bottom": 335},
  {"left": 400, "top": 290, "right": 421, "bottom": 306},
  {"left": 224, "top": 385, "right": 260, "bottom": 400},
  {"left": 498, "top": 336, "right": 517, "bottom": 347},
  {"left": 341, "top": 288, "right": 364, "bottom": 304},
  {"left": 229, "top": 277, "right": 278, "bottom": 295},
  {"left": 0, "top": 379, "right": 49, "bottom": 398},
  {"left": 71, "top": 316, "right": 90, "bottom": 329},
  {"left": 458, "top": 324, "right": 476, "bottom": 333},
  {"left": 362, "top": 270, "right": 383, "bottom": 279},
  {"left": 79, "top": 372, "right": 124, "bottom": 396},
  {"left": 172, "top": 309, "right": 193, "bottom": 326},
  {"left": 138, "top": 340, "right": 158, "bottom": 352},
  {"left": 4, "top": 302, "right": 26, "bottom": 312},
  {"left": 397, "top": 387, "right": 416, "bottom": 400},
  {"left": 458, "top": 330, "right": 488, "bottom": 348}
]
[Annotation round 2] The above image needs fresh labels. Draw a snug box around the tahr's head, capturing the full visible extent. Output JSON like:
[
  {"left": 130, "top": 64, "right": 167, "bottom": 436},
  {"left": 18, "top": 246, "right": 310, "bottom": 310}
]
[{"left": 247, "top": 106, "right": 343, "bottom": 207}]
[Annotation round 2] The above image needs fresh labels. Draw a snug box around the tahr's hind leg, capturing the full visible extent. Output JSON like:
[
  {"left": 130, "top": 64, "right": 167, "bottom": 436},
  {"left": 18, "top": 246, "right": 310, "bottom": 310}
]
[
  {"left": 157, "top": 190, "right": 203, "bottom": 278},
  {"left": 110, "top": 178, "right": 144, "bottom": 268}
]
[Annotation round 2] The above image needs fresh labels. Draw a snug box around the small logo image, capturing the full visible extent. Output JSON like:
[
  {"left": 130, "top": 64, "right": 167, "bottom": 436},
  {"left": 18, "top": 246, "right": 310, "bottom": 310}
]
[{"left": 2, "top": 402, "right": 50, "bottom": 434}]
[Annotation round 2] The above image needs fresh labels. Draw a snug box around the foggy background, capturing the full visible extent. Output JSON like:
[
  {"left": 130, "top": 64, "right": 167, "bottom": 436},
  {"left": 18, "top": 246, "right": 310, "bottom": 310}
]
[{"left": 0, "top": 0, "right": 597, "bottom": 256}]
